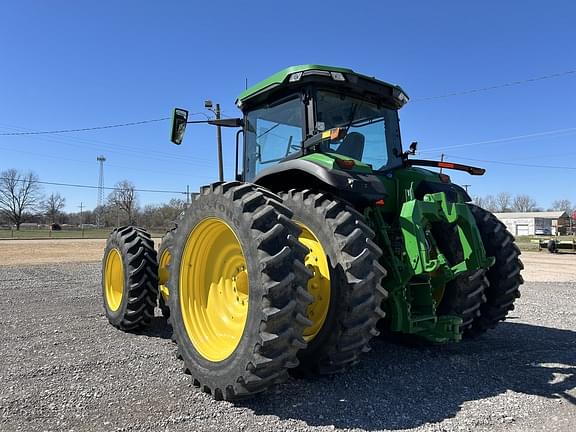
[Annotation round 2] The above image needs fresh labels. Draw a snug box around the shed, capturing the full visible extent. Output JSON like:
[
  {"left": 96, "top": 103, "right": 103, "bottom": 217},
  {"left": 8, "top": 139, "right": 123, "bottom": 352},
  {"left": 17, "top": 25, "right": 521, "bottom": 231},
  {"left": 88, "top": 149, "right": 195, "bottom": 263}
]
[{"left": 493, "top": 211, "right": 570, "bottom": 236}]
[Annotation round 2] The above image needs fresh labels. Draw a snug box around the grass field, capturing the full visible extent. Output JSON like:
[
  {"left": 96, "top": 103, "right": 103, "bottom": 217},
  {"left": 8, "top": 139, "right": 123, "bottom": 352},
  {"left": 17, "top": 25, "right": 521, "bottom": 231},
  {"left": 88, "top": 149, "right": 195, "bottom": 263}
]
[{"left": 0, "top": 228, "right": 166, "bottom": 240}]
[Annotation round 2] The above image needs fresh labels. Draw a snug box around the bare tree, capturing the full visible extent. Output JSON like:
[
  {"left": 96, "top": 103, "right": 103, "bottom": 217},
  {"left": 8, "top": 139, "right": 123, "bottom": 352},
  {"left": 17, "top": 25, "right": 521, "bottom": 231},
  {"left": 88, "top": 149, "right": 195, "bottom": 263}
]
[
  {"left": 472, "top": 195, "right": 498, "bottom": 212},
  {"left": 108, "top": 180, "right": 138, "bottom": 225},
  {"left": 0, "top": 169, "right": 42, "bottom": 230},
  {"left": 495, "top": 192, "right": 512, "bottom": 212},
  {"left": 42, "top": 192, "right": 66, "bottom": 224},
  {"left": 512, "top": 194, "right": 538, "bottom": 212},
  {"left": 472, "top": 196, "right": 485, "bottom": 208},
  {"left": 479, "top": 194, "right": 498, "bottom": 212},
  {"left": 551, "top": 199, "right": 573, "bottom": 214}
]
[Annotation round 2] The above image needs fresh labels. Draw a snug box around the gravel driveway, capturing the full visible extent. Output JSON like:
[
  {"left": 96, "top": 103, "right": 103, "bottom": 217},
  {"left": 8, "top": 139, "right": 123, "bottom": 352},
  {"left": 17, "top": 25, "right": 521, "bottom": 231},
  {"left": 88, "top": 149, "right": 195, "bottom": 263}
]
[{"left": 0, "top": 262, "right": 574, "bottom": 432}]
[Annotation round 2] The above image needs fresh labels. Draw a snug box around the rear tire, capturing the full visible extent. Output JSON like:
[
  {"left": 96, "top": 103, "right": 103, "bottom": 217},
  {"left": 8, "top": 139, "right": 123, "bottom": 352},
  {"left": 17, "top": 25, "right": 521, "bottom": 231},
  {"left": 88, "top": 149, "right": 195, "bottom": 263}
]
[
  {"left": 168, "top": 182, "right": 312, "bottom": 400},
  {"left": 466, "top": 205, "right": 523, "bottom": 337},
  {"left": 280, "top": 189, "right": 387, "bottom": 375},
  {"left": 102, "top": 226, "right": 158, "bottom": 331}
]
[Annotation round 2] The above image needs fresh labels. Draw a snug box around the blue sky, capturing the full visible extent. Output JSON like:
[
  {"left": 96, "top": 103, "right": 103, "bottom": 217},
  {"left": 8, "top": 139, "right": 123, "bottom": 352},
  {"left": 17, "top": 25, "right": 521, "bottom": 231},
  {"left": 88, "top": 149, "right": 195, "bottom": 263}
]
[{"left": 1, "top": 1, "right": 574, "bottom": 212}]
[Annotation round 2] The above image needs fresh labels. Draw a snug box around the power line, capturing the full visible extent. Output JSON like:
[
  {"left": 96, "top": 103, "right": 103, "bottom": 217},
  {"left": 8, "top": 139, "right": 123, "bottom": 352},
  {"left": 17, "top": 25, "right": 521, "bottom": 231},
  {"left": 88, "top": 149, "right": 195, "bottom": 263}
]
[
  {"left": 0, "top": 117, "right": 170, "bottom": 136},
  {"left": 0, "top": 176, "right": 187, "bottom": 194},
  {"left": 418, "top": 127, "right": 576, "bottom": 154},
  {"left": 446, "top": 155, "right": 576, "bottom": 171},
  {"left": 0, "top": 123, "right": 218, "bottom": 166},
  {"left": 0, "top": 112, "right": 212, "bottom": 136},
  {"left": 412, "top": 69, "right": 576, "bottom": 101}
]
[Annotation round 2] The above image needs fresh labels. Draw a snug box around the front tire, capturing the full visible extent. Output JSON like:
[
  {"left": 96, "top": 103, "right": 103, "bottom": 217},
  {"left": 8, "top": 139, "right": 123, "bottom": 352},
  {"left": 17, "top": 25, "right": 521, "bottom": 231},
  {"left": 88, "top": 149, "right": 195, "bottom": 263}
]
[{"left": 168, "top": 182, "right": 312, "bottom": 400}]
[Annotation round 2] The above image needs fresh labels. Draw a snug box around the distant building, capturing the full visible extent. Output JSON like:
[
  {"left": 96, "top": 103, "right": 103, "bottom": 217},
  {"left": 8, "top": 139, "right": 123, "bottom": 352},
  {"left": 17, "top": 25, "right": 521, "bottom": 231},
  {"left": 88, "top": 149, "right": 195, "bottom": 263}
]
[{"left": 493, "top": 211, "right": 570, "bottom": 236}]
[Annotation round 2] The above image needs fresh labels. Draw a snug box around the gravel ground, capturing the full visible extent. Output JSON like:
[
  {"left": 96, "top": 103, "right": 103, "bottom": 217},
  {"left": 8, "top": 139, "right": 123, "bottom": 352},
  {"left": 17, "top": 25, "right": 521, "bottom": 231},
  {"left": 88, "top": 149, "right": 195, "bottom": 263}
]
[{"left": 0, "top": 262, "right": 574, "bottom": 432}]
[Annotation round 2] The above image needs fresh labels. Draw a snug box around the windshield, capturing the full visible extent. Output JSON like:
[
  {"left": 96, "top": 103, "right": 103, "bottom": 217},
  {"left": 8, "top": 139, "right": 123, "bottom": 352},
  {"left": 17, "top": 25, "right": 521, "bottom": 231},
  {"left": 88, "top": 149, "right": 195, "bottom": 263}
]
[{"left": 315, "top": 91, "right": 403, "bottom": 170}]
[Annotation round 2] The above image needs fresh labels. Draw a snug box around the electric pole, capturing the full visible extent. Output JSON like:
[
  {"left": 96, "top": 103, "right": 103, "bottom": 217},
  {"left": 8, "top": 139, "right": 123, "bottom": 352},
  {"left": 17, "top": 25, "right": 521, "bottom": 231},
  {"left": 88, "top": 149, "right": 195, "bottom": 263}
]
[
  {"left": 79, "top": 202, "right": 84, "bottom": 238},
  {"left": 96, "top": 155, "right": 106, "bottom": 227},
  {"left": 215, "top": 104, "right": 224, "bottom": 182},
  {"left": 462, "top": 184, "right": 471, "bottom": 193},
  {"left": 205, "top": 100, "right": 224, "bottom": 182},
  {"left": 440, "top": 153, "right": 445, "bottom": 174}
]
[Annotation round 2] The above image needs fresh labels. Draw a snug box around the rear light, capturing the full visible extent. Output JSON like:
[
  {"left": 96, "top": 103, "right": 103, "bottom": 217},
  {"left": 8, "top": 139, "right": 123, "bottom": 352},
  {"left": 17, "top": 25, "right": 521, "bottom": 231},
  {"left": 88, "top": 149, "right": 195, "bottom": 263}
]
[
  {"left": 439, "top": 173, "right": 451, "bottom": 183},
  {"left": 335, "top": 159, "right": 355, "bottom": 170},
  {"left": 375, "top": 199, "right": 385, "bottom": 206}
]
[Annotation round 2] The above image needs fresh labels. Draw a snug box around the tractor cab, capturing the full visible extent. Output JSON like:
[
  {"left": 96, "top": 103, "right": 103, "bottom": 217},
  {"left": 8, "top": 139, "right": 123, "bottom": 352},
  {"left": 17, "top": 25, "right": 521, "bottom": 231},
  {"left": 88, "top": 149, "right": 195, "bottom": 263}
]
[{"left": 236, "top": 65, "right": 410, "bottom": 182}]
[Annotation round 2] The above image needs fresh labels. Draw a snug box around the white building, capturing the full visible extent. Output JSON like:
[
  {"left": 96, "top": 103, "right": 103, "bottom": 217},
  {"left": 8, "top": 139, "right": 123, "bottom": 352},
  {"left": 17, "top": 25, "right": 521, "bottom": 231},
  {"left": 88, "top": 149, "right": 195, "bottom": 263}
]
[{"left": 493, "top": 211, "right": 570, "bottom": 236}]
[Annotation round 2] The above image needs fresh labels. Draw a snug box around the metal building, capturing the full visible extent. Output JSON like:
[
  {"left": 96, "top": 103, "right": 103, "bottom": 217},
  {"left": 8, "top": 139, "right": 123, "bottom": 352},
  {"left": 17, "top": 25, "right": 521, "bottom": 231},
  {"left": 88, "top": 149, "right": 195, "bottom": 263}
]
[{"left": 493, "top": 211, "right": 570, "bottom": 236}]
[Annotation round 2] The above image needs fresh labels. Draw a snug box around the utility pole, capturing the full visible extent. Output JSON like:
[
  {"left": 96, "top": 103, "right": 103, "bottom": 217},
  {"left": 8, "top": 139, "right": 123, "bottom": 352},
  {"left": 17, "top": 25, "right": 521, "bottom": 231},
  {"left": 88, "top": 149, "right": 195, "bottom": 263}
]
[
  {"left": 186, "top": 185, "right": 190, "bottom": 205},
  {"left": 440, "top": 153, "right": 445, "bottom": 174},
  {"left": 79, "top": 202, "right": 84, "bottom": 238},
  {"left": 462, "top": 184, "right": 471, "bottom": 193},
  {"left": 205, "top": 100, "right": 224, "bottom": 182},
  {"left": 215, "top": 103, "right": 224, "bottom": 182},
  {"left": 96, "top": 155, "right": 106, "bottom": 227}
]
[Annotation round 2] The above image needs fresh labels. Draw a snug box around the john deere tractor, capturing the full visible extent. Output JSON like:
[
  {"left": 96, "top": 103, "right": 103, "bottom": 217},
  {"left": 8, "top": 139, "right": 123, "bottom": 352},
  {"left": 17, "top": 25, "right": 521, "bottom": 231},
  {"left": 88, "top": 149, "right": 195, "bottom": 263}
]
[{"left": 101, "top": 65, "right": 523, "bottom": 400}]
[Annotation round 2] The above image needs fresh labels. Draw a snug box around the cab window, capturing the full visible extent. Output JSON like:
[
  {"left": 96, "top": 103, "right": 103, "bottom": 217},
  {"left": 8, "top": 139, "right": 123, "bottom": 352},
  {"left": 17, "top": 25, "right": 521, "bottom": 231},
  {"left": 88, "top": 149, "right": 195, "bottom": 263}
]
[{"left": 244, "top": 97, "right": 304, "bottom": 180}]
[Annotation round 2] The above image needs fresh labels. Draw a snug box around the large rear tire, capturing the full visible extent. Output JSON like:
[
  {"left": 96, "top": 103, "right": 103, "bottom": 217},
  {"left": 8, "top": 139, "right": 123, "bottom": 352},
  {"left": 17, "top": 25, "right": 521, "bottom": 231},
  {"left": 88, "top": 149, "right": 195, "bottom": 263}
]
[
  {"left": 102, "top": 226, "right": 158, "bottom": 331},
  {"left": 280, "top": 189, "right": 387, "bottom": 375},
  {"left": 168, "top": 182, "right": 312, "bottom": 400},
  {"left": 466, "top": 204, "right": 523, "bottom": 337}
]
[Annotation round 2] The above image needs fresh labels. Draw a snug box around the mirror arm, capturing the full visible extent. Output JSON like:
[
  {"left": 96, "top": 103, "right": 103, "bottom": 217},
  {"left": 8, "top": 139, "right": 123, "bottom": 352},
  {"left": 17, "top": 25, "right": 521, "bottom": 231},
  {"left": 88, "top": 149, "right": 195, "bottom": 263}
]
[{"left": 183, "top": 118, "right": 243, "bottom": 127}]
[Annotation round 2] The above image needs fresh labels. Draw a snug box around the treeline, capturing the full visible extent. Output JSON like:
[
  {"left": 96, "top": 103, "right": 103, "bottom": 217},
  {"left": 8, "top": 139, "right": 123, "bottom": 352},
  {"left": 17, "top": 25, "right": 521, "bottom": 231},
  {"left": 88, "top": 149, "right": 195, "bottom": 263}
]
[
  {"left": 0, "top": 168, "right": 187, "bottom": 230},
  {"left": 472, "top": 192, "right": 574, "bottom": 214}
]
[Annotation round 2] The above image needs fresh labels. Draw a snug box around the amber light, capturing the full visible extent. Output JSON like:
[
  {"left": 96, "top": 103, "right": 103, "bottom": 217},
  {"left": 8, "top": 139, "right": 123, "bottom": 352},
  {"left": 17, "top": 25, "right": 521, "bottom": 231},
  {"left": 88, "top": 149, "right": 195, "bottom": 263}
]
[
  {"left": 335, "top": 159, "right": 355, "bottom": 169},
  {"left": 438, "top": 162, "right": 455, "bottom": 169},
  {"left": 375, "top": 199, "right": 385, "bottom": 206},
  {"left": 330, "top": 128, "right": 345, "bottom": 140}
]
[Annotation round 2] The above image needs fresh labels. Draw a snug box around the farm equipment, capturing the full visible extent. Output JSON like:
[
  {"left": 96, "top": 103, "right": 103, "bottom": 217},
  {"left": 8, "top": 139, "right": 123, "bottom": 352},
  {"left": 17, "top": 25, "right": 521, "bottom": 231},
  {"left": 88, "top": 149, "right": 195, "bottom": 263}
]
[{"left": 101, "top": 65, "right": 523, "bottom": 400}]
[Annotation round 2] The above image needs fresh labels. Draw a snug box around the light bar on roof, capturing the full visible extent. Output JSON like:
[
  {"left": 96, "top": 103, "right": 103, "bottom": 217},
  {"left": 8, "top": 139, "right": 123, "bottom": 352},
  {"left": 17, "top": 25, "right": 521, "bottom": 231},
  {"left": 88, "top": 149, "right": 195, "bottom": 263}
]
[{"left": 288, "top": 70, "right": 347, "bottom": 82}]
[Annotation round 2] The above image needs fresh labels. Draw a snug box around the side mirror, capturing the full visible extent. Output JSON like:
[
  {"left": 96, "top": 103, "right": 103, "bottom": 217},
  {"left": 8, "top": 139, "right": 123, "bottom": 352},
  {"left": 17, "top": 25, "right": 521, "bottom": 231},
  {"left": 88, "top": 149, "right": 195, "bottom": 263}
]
[
  {"left": 409, "top": 141, "right": 418, "bottom": 154},
  {"left": 171, "top": 108, "right": 189, "bottom": 145}
]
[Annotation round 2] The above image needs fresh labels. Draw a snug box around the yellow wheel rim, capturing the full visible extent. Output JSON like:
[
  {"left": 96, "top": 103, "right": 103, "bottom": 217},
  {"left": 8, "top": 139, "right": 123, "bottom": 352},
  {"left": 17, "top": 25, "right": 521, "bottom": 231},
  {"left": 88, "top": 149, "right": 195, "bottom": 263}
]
[
  {"left": 158, "top": 247, "right": 171, "bottom": 301},
  {"left": 298, "top": 222, "right": 331, "bottom": 342},
  {"left": 104, "top": 248, "right": 124, "bottom": 311},
  {"left": 180, "top": 218, "right": 249, "bottom": 362}
]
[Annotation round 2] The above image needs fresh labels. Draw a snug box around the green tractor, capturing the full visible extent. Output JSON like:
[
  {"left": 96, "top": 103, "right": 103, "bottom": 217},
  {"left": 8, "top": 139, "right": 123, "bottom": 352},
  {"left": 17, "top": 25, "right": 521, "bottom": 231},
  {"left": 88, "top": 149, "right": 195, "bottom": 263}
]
[{"left": 101, "top": 65, "right": 523, "bottom": 400}]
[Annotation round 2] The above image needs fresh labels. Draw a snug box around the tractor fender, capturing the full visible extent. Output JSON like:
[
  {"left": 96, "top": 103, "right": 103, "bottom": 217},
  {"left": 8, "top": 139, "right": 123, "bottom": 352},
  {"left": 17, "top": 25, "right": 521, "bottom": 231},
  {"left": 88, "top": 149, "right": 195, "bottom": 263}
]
[
  {"left": 415, "top": 180, "right": 472, "bottom": 203},
  {"left": 253, "top": 159, "right": 388, "bottom": 206}
]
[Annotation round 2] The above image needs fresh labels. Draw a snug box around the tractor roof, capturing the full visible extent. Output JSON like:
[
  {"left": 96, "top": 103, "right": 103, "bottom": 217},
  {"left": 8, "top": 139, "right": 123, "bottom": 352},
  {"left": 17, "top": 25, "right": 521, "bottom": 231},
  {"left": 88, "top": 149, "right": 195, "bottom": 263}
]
[{"left": 236, "top": 64, "right": 408, "bottom": 110}]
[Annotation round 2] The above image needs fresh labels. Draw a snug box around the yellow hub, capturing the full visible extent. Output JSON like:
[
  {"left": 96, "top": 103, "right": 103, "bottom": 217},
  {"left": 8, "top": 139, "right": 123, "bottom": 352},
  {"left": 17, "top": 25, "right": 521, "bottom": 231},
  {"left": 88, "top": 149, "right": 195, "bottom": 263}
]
[
  {"left": 180, "top": 218, "right": 249, "bottom": 362},
  {"left": 298, "top": 222, "right": 331, "bottom": 342},
  {"left": 158, "top": 247, "right": 171, "bottom": 301},
  {"left": 104, "top": 248, "right": 124, "bottom": 311}
]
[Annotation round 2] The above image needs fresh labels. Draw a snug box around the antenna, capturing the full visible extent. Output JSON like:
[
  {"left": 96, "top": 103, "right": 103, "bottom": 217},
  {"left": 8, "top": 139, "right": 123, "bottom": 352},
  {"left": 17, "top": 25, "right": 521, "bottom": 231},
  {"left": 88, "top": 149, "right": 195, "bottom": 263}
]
[{"left": 96, "top": 155, "right": 106, "bottom": 227}]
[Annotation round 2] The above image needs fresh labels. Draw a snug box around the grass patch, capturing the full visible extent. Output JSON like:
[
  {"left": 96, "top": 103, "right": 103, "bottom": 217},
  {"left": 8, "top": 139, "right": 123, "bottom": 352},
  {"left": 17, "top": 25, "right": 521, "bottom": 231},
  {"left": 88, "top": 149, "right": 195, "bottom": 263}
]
[{"left": 0, "top": 228, "right": 165, "bottom": 239}]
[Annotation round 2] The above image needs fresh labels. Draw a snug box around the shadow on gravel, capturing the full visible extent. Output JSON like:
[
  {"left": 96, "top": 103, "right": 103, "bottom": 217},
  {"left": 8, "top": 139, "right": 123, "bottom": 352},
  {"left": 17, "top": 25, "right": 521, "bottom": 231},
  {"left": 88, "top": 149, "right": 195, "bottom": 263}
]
[
  {"left": 241, "top": 322, "right": 576, "bottom": 430},
  {"left": 140, "top": 317, "right": 173, "bottom": 340}
]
